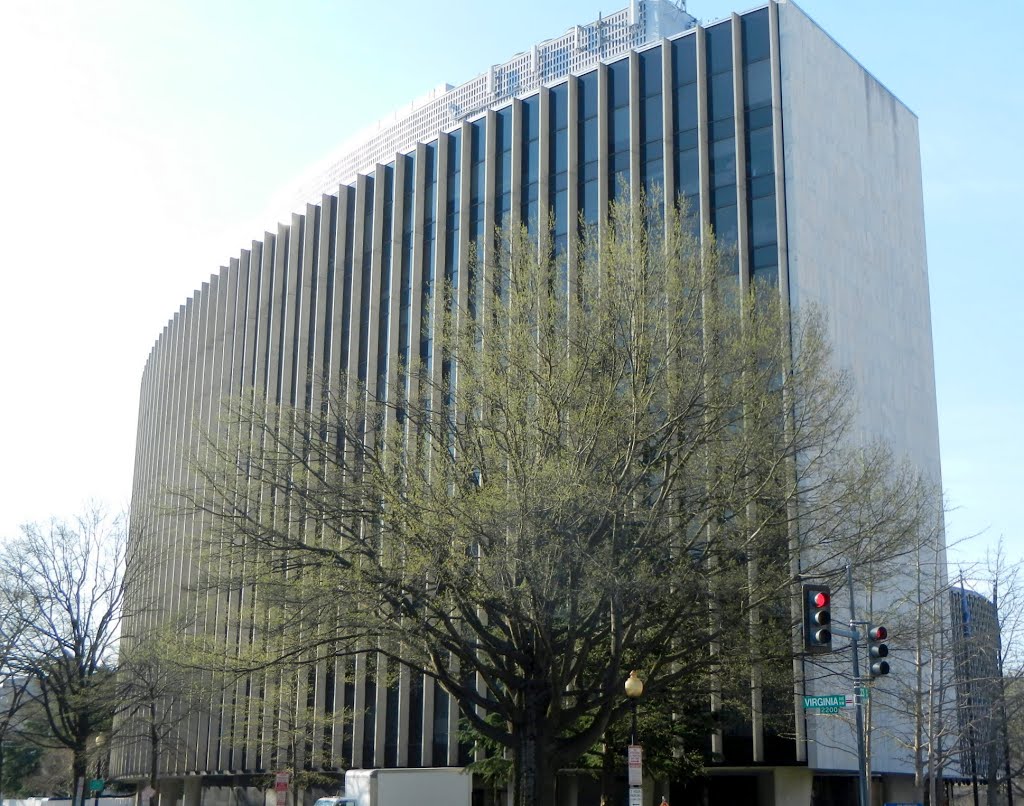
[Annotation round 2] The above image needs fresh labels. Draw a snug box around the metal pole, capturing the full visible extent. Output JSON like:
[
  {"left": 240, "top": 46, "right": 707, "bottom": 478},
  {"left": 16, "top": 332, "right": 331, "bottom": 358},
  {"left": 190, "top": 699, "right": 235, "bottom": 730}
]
[
  {"left": 631, "top": 700, "right": 638, "bottom": 746},
  {"left": 848, "top": 564, "right": 869, "bottom": 806}
]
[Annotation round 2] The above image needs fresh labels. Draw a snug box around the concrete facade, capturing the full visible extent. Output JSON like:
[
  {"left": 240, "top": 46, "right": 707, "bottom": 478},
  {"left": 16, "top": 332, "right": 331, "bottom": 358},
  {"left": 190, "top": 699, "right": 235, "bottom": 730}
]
[{"left": 119, "top": 2, "right": 944, "bottom": 802}]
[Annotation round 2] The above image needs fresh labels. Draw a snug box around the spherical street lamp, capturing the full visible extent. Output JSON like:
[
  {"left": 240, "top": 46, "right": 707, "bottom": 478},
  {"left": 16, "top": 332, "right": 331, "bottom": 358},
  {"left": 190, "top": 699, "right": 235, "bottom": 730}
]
[{"left": 624, "top": 670, "right": 643, "bottom": 745}]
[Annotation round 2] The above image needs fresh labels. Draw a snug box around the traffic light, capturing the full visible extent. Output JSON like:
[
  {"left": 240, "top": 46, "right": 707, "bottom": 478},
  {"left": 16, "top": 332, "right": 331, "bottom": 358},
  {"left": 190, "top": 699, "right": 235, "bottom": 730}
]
[
  {"left": 868, "top": 625, "right": 890, "bottom": 677},
  {"left": 803, "top": 584, "right": 833, "bottom": 653}
]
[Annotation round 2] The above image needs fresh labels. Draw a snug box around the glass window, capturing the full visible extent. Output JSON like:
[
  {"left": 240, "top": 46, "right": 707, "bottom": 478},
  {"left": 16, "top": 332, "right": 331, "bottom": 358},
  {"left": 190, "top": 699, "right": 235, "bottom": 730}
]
[
  {"left": 642, "top": 101, "right": 663, "bottom": 144},
  {"left": 712, "top": 184, "right": 736, "bottom": 209},
  {"left": 579, "top": 73, "right": 598, "bottom": 117},
  {"left": 612, "top": 105, "right": 630, "bottom": 151},
  {"left": 744, "top": 60, "right": 771, "bottom": 110},
  {"left": 674, "top": 127, "right": 698, "bottom": 152},
  {"left": 709, "top": 72, "right": 734, "bottom": 121},
  {"left": 673, "top": 83, "right": 698, "bottom": 131},
  {"left": 609, "top": 59, "right": 629, "bottom": 107},
  {"left": 552, "top": 127, "right": 569, "bottom": 164},
  {"left": 753, "top": 243, "right": 778, "bottom": 270},
  {"left": 750, "top": 194, "right": 777, "bottom": 247},
  {"left": 671, "top": 35, "right": 697, "bottom": 86},
  {"left": 746, "top": 105, "right": 773, "bottom": 131},
  {"left": 748, "top": 173, "right": 775, "bottom": 199},
  {"left": 581, "top": 118, "right": 599, "bottom": 159},
  {"left": 551, "top": 83, "right": 568, "bottom": 128},
  {"left": 640, "top": 48, "right": 662, "bottom": 97},
  {"left": 746, "top": 126, "right": 774, "bottom": 180},
  {"left": 741, "top": 8, "right": 771, "bottom": 64},
  {"left": 675, "top": 148, "right": 699, "bottom": 197},
  {"left": 706, "top": 22, "right": 733, "bottom": 75},
  {"left": 711, "top": 137, "right": 736, "bottom": 187},
  {"left": 713, "top": 203, "right": 737, "bottom": 246}
]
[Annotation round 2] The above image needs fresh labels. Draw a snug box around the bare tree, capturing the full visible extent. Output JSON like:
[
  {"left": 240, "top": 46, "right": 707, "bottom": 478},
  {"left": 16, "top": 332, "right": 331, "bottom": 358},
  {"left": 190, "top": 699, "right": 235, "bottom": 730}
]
[{"left": 0, "top": 505, "right": 126, "bottom": 805}]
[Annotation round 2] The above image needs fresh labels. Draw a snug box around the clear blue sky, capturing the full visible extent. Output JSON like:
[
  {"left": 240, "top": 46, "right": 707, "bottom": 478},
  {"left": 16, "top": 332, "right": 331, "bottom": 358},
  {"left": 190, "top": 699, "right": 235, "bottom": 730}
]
[{"left": 1, "top": 0, "right": 1020, "bottom": 570}]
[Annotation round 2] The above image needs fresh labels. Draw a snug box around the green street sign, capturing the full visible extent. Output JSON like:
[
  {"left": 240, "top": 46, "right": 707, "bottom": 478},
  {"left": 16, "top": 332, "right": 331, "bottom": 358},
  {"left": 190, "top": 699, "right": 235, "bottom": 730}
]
[
  {"left": 89, "top": 779, "right": 105, "bottom": 792},
  {"left": 803, "top": 694, "right": 850, "bottom": 714}
]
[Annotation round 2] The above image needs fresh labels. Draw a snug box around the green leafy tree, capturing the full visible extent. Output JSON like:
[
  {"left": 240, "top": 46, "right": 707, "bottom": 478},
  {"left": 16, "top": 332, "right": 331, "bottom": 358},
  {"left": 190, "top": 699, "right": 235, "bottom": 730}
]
[{"left": 186, "top": 202, "right": 931, "bottom": 806}]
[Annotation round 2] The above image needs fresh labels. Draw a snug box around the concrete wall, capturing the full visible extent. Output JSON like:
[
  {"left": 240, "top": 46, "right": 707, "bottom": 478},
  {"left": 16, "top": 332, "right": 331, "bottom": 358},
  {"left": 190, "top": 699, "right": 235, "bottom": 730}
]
[{"left": 779, "top": 0, "right": 944, "bottom": 779}]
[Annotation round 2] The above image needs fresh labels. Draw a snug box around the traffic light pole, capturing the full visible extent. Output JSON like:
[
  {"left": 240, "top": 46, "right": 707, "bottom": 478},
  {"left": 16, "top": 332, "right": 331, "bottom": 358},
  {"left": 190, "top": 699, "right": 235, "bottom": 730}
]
[
  {"left": 847, "top": 564, "right": 870, "bottom": 806},
  {"left": 804, "top": 567, "right": 888, "bottom": 806}
]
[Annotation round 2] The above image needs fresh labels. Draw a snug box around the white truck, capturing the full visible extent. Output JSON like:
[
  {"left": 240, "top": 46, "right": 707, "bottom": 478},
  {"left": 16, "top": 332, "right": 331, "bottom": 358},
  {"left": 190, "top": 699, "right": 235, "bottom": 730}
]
[{"left": 335, "top": 768, "right": 472, "bottom": 806}]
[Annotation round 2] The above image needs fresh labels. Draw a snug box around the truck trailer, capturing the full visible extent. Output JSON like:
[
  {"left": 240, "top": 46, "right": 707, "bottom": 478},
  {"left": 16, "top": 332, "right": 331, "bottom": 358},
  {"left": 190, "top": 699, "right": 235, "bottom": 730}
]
[{"left": 340, "top": 768, "right": 472, "bottom": 806}]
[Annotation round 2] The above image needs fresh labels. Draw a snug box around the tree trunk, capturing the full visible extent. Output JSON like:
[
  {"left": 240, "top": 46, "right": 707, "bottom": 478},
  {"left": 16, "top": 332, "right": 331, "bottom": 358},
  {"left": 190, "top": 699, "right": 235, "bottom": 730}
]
[
  {"left": 514, "top": 694, "right": 556, "bottom": 806},
  {"left": 72, "top": 749, "right": 89, "bottom": 806}
]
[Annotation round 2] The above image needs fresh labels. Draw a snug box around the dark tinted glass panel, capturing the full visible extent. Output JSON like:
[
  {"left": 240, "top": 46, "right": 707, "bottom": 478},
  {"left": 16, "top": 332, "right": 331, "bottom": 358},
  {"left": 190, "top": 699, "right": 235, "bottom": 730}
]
[
  {"left": 551, "top": 83, "right": 568, "bottom": 127},
  {"left": 470, "top": 120, "right": 485, "bottom": 161},
  {"left": 640, "top": 48, "right": 662, "bottom": 96},
  {"left": 714, "top": 204, "right": 737, "bottom": 245},
  {"left": 432, "top": 682, "right": 449, "bottom": 763},
  {"left": 747, "top": 104, "right": 773, "bottom": 130},
  {"left": 581, "top": 118, "right": 598, "bottom": 159},
  {"left": 643, "top": 101, "right": 663, "bottom": 143},
  {"left": 709, "top": 72, "right": 734, "bottom": 120},
  {"left": 609, "top": 59, "right": 629, "bottom": 106},
  {"left": 753, "top": 265, "right": 778, "bottom": 291},
  {"left": 408, "top": 673, "right": 424, "bottom": 767},
  {"left": 753, "top": 244, "right": 778, "bottom": 269},
  {"left": 711, "top": 137, "right": 736, "bottom": 187},
  {"left": 581, "top": 181, "right": 598, "bottom": 222},
  {"left": 675, "top": 148, "right": 699, "bottom": 197},
  {"left": 522, "top": 97, "right": 538, "bottom": 139},
  {"left": 749, "top": 173, "right": 775, "bottom": 198},
  {"left": 497, "top": 107, "right": 512, "bottom": 151},
  {"left": 553, "top": 127, "right": 569, "bottom": 163},
  {"left": 385, "top": 680, "right": 400, "bottom": 766},
  {"left": 712, "top": 184, "right": 736, "bottom": 209},
  {"left": 642, "top": 141, "right": 662, "bottom": 162},
  {"left": 580, "top": 73, "right": 598, "bottom": 116},
  {"left": 644, "top": 158, "right": 663, "bottom": 195},
  {"left": 747, "top": 126, "right": 774, "bottom": 179},
  {"left": 744, "top": 59, "right": 771, "bottom": 109},
  {"left": 706, "top": 22, "right": 733, "bottom": 74},
  {"left": 671, "top": 35, "right": 697, "bottom": 86},
  {"left": 750, "top": 195, "right": 777, "bottom": 246},
  {"left": 612, "top": 105, "right": 630, "bottom": 151},
  {"left": 741, "top": 8, "right": 771, "bottom": 63},
  {"left": 710, "top": 119, "right": 735, "bottom": 141},
  {"left": 674, "top": 127, "right": 698, "bottom": 151},
  {"left": 362, "top": 654, "right": 377, "bottom": 764},
  {"left": 674, "top": 83, "right": 698, "bottom": 131}
]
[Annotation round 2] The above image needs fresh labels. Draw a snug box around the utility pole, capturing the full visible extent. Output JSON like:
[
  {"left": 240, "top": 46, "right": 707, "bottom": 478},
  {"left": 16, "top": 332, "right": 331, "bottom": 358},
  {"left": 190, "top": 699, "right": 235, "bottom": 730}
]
[{"left": 848, "top": 564, "right": 871, "bottom": 806}]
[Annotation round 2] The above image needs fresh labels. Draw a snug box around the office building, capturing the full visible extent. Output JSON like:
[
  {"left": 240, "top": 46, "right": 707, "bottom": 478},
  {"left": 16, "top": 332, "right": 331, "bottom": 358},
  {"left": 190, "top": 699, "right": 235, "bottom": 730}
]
[{"left": 116, "top": 1, "right": 943, "bottom": 803}]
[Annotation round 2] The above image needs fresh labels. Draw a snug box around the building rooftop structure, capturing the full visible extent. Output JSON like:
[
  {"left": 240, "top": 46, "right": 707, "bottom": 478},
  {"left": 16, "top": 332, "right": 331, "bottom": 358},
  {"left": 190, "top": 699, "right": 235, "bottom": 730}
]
[{"left": 287, "top": 0, "right": 696, "bottom": 207}]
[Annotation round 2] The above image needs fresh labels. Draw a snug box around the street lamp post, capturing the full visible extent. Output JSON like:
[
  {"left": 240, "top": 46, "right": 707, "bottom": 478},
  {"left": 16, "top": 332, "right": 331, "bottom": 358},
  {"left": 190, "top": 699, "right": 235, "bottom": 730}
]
[
  {"left": 93, "top": 734, "right": 106, "bottom": 806},
  {"left": 624, "top": 670, "right": 643, "bottom": 744},
  {"left": 624, "top": 671, "right": 644, "bottom": 804}
]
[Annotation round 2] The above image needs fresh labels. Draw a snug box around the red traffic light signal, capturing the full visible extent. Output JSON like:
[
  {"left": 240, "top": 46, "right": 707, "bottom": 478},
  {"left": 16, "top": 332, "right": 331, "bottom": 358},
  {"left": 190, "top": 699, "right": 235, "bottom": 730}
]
[
  {"left": 803, "top": 584, "right": 833, "bottom": 654},
  {"left": 869, "top": 625, "right": 890, "bottom": 677}
]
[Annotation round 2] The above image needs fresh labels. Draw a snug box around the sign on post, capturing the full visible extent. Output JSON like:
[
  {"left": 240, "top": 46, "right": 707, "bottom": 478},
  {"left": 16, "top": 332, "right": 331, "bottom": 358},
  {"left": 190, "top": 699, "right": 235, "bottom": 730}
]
[
  {"left": 802, "top": 694, "right": 851, "bottom": 714},
  {"left": 627, "top": 745, "right": 643, "bottom": 786},
  {"left": 629, "top": 788, "right": 643, "bottom": 806},
  {"left": 88, "top": 779, "right": 104, "bottom": 793},
  {"left": 275, "top": 771, "right": 290, "bottom": 806}
]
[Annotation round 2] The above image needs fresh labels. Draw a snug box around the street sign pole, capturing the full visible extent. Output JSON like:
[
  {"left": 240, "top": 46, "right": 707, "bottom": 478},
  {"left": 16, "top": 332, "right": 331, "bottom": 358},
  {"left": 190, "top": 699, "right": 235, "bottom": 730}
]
[{"left": 848, "top": 564, "right": 870, "bottom": 806}]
